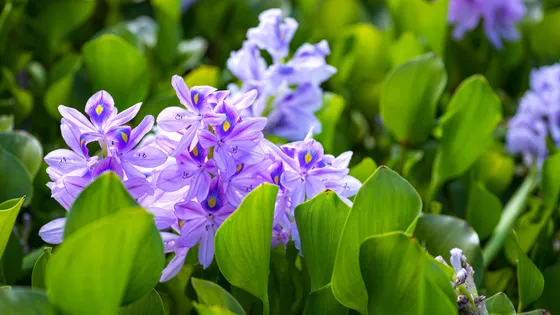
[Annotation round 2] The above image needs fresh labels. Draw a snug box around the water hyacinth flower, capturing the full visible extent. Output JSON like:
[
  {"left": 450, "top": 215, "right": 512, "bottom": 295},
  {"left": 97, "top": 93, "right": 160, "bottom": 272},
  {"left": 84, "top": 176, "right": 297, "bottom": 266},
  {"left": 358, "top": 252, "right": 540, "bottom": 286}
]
[
  {"left": 227, "top": 8, "right": 336, "bottom": 140},
  {"left": 40, "top": 90, "right": 167, "bottom": 244},
  {"left": 448, "top": 0, "right": 526, "bottom": 50},
  {"left": 506, "top": 63, "right": 560, "bottom": 168},
  {"left": 435, "top": 248, "right": 487, "bottom": 315}
]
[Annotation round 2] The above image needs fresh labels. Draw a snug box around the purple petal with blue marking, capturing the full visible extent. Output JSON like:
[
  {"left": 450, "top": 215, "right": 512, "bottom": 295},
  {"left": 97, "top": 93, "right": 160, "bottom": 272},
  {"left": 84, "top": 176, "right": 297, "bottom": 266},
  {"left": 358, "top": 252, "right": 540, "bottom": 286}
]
[
  {"left": 85, "top": 90, "right": 116, "bottom": 130},
  {"left": 107, "top": 126, "right": 132, "bottom": 151},
  {"left": 172, "top": 75, "right": 196, "bottom": 113}
]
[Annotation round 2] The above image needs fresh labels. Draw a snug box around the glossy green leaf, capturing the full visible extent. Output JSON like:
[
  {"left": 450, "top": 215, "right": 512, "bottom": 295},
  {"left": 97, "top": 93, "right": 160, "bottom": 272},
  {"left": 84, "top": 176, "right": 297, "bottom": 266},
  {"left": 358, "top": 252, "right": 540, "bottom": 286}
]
[
  {"left": 83, "top": 34, "right": 149, "bottom": 109},
  {"left": 349, "top": 157, "right": 377, "bottom": 184},
  {"left": 484, "top": 268, "right": 515, "bottom": 297},
  {"left": 0, "top": 116, "right": 13, "bottom": 132},
  {"left": 295, "top": 191, "right": 350, "bottom": 291},
  {"left": 0, "top": 131, "right": 43, "bottom": 178},
  {"left": 380, "top": 53, "right": 446, "bottom": 144},
  {"left": 152, "top": 0, "right": 181, "bottom": 68},
  {"left": 29, "top": 0, "right": 95, "bottom": 53},
  {"left": 31, "top": 247, "right": 52, "bottom": 290},
  {"left": 184, "top": 65, "right": 220, "bottom": 87},
  {"left": 542, "top": 152, "right": 560, "bottom": 212},
  {"left": 120, "top": 289, "right": 165, "bottom": 315},
  {"left": 508, "top": 231, "right": 544, "bottom": 311},
  {"left": 0, "top": 287, "right": 57, "bottom": 315},
  {"left": 413, "top": 214, "right": 484, "bottom": 284},
  {"left": 47, "top": 208, "right": 164, "bottom": 315},
  {"left": 44, "top": 54, "right": 82, "bottom": 119},
  {"left": 390, "top": 32, "right": 424, "bottom": 68},
  {"left": 64, "top": 172, "right": 137, "bottom": 238},
  {"left": 536, "top": 262, "right": 560, "bottom": 313},
  {"left": 431, "top": 76, "right": 502, "bottom": 196},
  {"left": 304, "top": 284, "right": 348, "bottom": 315},
  {"left": 0, "top": 231, "right": 22, "bottom": 285},
  {"left": 191, "top": 278, "right": 246, "bottom": 315},
  {"left": 0, "top": 197, "right": 24, "bottom": 260},
  {"left": 472, "top": 148, "right": 515, "bottom": 195},
  {"left": 214, "top": 183, "right": 278, "bottom": 315},
  {"left": 359, "top": 232, "right": 456, "bottom": 315},
  {"left": 316, "top": 93, "right": 345, "bottom": 153},
  {"left": 467, "top": 181, "right": 502, "bottom": 240},
  {"left": 485, "top": 292, "right": 516, "bottom": 315},
  {"left": 193, "top": 302, "right": 238, "bottom": 315},
  {"left": 332, "top": 166, "right": 422, "bottom": 314}
]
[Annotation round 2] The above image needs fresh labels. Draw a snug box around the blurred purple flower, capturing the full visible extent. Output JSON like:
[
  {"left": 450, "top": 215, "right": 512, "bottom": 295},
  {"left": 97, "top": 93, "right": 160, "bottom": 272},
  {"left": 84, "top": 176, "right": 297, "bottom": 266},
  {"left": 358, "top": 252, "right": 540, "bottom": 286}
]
[
  {"left": 247, "top": 8, "right": 298, "bottom": 63},
  {"left": 448, "top": 0, "right": 525, "bottom": 50}
]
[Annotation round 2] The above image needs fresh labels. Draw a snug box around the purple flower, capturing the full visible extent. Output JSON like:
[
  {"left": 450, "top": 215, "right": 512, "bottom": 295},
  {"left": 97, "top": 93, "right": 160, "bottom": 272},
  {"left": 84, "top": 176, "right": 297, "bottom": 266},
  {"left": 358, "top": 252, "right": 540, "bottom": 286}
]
[
  {"left": 157, "top": 75, "right": 225, "bottom": 156},
  {"left": 247, "top": 8, "right": 298, "bottom": 63},
  {"left": 221, "top": 159, "right": 271, "bottom": 207},
  {"left": 507, "top": 63, "right": 560, "bottom": 168},
  {"left": 448, "top": 0, "right": 525, "bottom": 50},
  {"left": 198, "top": 90, "right": 266, "bottom": 171},
  {"left": 174, "top": 178, "right": 235, "bottom": 268},
  {"left": 160, "top": 232, "right": 189, "bottom": 282}
]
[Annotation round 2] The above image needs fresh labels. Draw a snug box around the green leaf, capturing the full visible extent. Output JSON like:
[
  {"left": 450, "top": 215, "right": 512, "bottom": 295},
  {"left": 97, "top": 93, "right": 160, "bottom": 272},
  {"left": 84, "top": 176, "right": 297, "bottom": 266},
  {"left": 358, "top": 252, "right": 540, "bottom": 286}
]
[
  {"left": 529, "top": 9, "right": 560, "bottom": 58},
  {"left": 0, "top": 116, "right": 13, "bottom": 132},
  {"left": 431, "top": 75, "right": 502, "bottom": 197},
  {"left": 413, "top": 214, "right": 484, "bottom": 285},
  {"left": 120, "top": 289, "right": 165, "bottom": 315},
  {"left": 315, "top": 93, "right": 346, "bottom": 153},
  {"left": 349, "top": 157, "right": 377, "bottom": 184},
  {"left": 152, "top": 0, "right": 182, "bottom": 68},
  {"left": 486, "top": 292, "right": 516, "bottom": 315},
  {"left": 46, "top": 208, "right": 164, "bottom": 315},
  {"left": 1, "top": 68, "right": 33, "bottom": 119},
  {"left": 359, "top": 232, "right": 456, "bottom": 315},
  {"left": 31, "top": 247, "right": 52, "bottom": 290},
  {"left": 214, "top": 183, "right": 278, "bottom": 315},
  {"left": 0, "top": 287, "right": 57, "bottom": 314},
  {"left": 184, "top": 65, "right": 220, "bottom": 87},
  {"left": 331, "top": 166, "right": 422, "bottom": 314},
  {"left": 542, "top": 152, "right": 560, "bottom": 213},
  {"left": 536, "top": 262, "right": 560, "bottom": 314},
  {"left": 380, "top": 53, "right": 446, "bottom": 144},
  {"left": 191, "top": 278, "right": 246, "bottom": 315},
  {"left": 484, "top": 268, "right": 514, "bottom": 297},
  {"left": 0, "top": 231, "right": 22, "bottom": 285},
  {"left": 63, "top": 173, "right": 161, "bottom": 304},
  {"left": 44, "top": 54, "right": 82, "bottom": 119},
  {"left": 390, "top": 32, "right": 425, "bottom": 68},
  {"left": 467, "top": 181, "right": 503, "bottom": 240},
  {"left": 83, "top": 34, "right": 149, "bottom": 109},
  {"left": 304, "top": 284, "right": 348, "bottom": 315},
  {"left": 193, "top": 302, "right": 238, "bottom": 315},
  {"left": 29, "top": 0, "right": 95, "bottom": 54},
  {"left": 0, "top": 197, "right": 24, "bottom": 260},
  {"left": 64, "top": 172, "right": 137, "bottom": 238},
  {"left": 0, "top": 148, "right": 32, "bottom": 204},
  {"left": 516, "top": 311, "right": 550, "bottom": 315},
  {"left": 0, "top": 131, "right": 43, "bottom": 178},
  {"left": 472, "top": 148, "right": 515, "bottom": 195},
  {"left": 508, "top": 231, "right": 544, "bottom": 311},
  {"left": 295, "top": 191, "right": 350, "bottom": 291}
]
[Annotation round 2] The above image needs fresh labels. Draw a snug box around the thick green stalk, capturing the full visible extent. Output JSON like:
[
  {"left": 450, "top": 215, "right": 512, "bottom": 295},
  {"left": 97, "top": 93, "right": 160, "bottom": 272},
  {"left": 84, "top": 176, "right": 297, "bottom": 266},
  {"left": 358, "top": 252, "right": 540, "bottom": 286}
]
[{"left": 482, "top": 169, "right": 539, "bottom": 267}]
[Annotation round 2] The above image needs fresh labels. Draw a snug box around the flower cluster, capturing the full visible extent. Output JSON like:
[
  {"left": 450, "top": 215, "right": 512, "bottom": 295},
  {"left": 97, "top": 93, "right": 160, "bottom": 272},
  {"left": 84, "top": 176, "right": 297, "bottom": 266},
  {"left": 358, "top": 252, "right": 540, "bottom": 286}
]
[
  {"left": 40, "top": 76, "right": 360, "bottom": 283},
  {"left": 227, "top": 8, "right": 336, "bottom": 140},
  {"left": 435, "top": 248, "right": 487, "bottom": 315},
  {"left": 506, "top": 63, "right": 560, "bottom": 168},
  {"left": 448, "top": 0, "right": 526, "bottom": 50}
]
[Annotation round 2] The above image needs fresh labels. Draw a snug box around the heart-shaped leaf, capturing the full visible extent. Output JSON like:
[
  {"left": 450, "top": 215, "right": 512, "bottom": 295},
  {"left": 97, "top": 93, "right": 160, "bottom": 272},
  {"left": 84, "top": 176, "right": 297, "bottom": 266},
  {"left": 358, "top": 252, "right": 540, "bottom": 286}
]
[
  {"left": 214, "top": 183, "right": 278, "bottom": 315},
  {"left": 191, "top": 278, "right": 246, "bottom": 315},
  {"left": 331, "top": 166, "right": 422, "bottom": 314},
  {"left": 0, "top": 131, "right": 43, "bottom": 178},
  {"left": 47, "top": 208, "right": 164, "bottom": 315},
  {"left": 0, "top": 148, "right": 32, "bottom": 203},
  {"left": 485, "top": 292, "right": 516, "bottom": 315},
  {"left": 359, "top": 232, "right": 456, "bottom": 314},
  {"left": 380, "top": 53, "right": 447, "bottom": 144}
]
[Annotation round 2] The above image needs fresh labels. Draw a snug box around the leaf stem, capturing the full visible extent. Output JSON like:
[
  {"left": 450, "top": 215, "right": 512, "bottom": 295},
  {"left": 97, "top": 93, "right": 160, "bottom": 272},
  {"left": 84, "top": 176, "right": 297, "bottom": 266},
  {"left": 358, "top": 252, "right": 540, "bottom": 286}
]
[{"left": 482, "top": 168, "right": 539, "bottom": 267}]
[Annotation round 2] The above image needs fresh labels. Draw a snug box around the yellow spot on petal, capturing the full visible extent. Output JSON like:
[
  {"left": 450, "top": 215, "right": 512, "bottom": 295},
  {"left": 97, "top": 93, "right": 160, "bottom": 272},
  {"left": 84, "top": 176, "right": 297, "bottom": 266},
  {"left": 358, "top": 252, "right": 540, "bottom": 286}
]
[
  {"left": 305, "top": 152, "right": 313, "bottom": 164},
  {"left": 223, "top": 120, "right": 231, "bottom": 132},
  {"left": 95, "top": 105, "right": 103, "bottom": 115},
  {"left": 121, "top": 132, "right": 128, "bottom": 142},
  {"left": 208, "top": 197, "right": 216, "bottom": 208},
  {"left": 192, "top": 146, "right": 199, "bottom": 156},
  {"left": 179, "top": 220, "right": 184, "bottom": 228},
  {"left": 193, "top": 93, "right": 199, "bottom": 104},
  {"left": 274, "top": 175, "right": 279, "bottom": 184},
  {"left": 236, "top": 164, "right": 242, "bottom": 173},
  {"left": 80, "top": 139, "right": 85, "bottom": 147}
]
